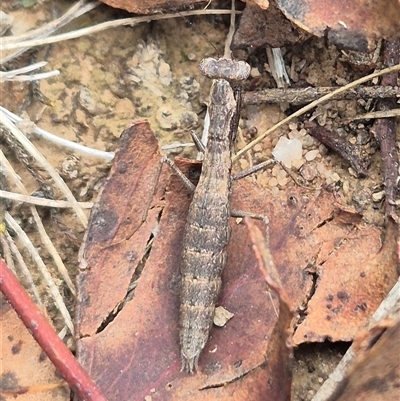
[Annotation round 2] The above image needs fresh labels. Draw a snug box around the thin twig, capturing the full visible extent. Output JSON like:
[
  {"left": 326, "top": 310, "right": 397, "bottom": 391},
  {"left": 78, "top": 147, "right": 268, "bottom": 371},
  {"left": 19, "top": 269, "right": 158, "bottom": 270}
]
[
  {"left": 1, "top": 0, "right": 99, "bottom": 63},
  {"left": 243, "top": 85, "right": 400, "bottom": 105},
  {"left": 345, "top": 108, "right": 400, "bottom": 122},
  {"left": 0, "top": 189, "right": 93, "bottom": 209},
  {"left": 0, "top": 61, "right": 59, "bottom": 82},
  {"left": 234, "top": 64, "right": 400, "bottom": 162},
  {"left": 223, "top": 0, "right": 236, "bottom": 59},
  {"left": 1, "top": 106, "right": 114, "bottom": 160},
  {"left": 1, "top": 9, "right": 237, "bottom": 52}
]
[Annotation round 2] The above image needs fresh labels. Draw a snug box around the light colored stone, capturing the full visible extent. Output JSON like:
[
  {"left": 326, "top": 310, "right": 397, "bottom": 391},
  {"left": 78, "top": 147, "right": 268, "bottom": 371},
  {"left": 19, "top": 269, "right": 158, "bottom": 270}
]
[
  {"left": 272, "top": 136, "right": 303, "bottom": 168},
  {"left": 214, "top": 306, "right": 234, "bottom": 327},
  {"left": 305, "top": 149, "right": 319, "bottom": 161}
]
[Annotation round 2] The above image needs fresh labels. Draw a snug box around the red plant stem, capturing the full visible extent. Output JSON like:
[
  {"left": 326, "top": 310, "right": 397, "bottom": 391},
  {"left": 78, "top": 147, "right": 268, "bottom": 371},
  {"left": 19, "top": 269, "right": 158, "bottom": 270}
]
[{"left": 0, "top": 257, "right": 109, "bottom": 401}]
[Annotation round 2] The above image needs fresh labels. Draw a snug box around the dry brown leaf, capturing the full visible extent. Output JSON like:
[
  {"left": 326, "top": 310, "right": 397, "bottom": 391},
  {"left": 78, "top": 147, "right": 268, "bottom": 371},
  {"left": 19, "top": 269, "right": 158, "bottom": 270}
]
[
  {"left": 76, "top": 121, "right": 168, "bottom": 337},
  {"left": 0, "top": 295, "right": 69, "bottom": 401},
  {"left": 327, "top": 318, "right": 400, "bottom": 401},
  {"left": 275, "top": 0, "right": 400, "bottom": 51},
  {"left": 75, "top": 122, "right": 397, "bottom": 400},
  {"left": 232, "top": 2, "right": 309, "bottom": 50},
  {"left": 98, "top": 0, "right": 206, "bottom": 14},
  {"left": 246, "top": 218, "right": 295, "bottom": 401},
  {"left": 294, "top": 220, "right": 398, "bottom": 344}
]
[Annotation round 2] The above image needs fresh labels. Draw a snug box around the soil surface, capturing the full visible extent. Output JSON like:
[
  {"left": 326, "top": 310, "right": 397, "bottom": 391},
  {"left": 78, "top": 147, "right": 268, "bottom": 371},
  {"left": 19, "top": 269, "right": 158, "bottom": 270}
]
[{"left": 1, "top": 1, "right": 397, "bottom": 400}]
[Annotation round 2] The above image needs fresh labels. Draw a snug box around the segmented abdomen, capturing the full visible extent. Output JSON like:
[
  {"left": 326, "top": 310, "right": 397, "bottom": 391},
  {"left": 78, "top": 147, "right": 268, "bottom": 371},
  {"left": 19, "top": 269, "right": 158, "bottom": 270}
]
[{"left": 179, "top": 179, "right": 231, "bottom": 373}]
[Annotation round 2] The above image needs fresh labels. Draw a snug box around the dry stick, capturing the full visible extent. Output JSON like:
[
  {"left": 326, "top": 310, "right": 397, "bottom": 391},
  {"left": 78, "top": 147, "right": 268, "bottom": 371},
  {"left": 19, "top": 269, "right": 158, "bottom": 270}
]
[
  {"left": 0, "top": 258, "right": 109, "bottom": 401},
  {"left": 305, "top": 122, "right": 368, "bottom": 177},
  {"left": 345, "top": 108, "right": 400, "bottom": 122},
  {"left": 234, "top": 64, "right": 400, "bottom": 162},
  {"left": 1, "top": 1, "right": 97, "bottom": 45},
  {"left": 371, "top": 39, "right": 400, "bottom": 222},
  {"left": 242, "top": 85, "right": 400, "bottom": 105}
]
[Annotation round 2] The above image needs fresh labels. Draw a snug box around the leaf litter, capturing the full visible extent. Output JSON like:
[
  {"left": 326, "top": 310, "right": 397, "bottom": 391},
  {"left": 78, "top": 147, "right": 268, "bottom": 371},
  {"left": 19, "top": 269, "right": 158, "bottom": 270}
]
[
  {"left": 75, "top": 121, "right": 398, "bottom": 400},
  {"left": 1, "top": 1, "right": 398, "bottom": 398}
]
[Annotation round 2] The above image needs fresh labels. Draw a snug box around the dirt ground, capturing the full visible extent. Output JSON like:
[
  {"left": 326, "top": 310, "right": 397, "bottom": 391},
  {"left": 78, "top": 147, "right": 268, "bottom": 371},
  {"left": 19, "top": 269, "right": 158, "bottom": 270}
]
[{"left": 1, "top": 1, "right": 397, "bottom": 400}]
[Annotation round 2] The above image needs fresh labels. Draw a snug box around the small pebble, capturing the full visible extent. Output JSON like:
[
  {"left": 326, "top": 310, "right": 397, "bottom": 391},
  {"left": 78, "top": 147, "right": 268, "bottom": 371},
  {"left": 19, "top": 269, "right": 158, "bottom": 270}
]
[
  {"left": 301, "top": 134, "right": 315, "bottom": 148},
  {"left": 269, "top": 177, "right": 278, "bottom": 187},
  {"left": 330, "top": 172, "right": 341, "bottom": 182},
  {"left": 272, "top": 136, "right": 303, "bottom": 168},
  {"left": 214, "top": 306, "right": 234, "bottom": 327},
  {"left": 356, "top": 130, "right": 370, "bottom": 145},
  {"left": 372, "top": 191, "right": 385, "bottom": 202},
  {"left": 253, "top": 144, "right": 263, "bottom": 153},
  {"left": 277, "top": 169, "right": 287, "bottom": 179},
  {"left": 291, "top": 158, "right": 305, "bottom": 170},
  {"left": 78, "top": 86, "right": 97, "bottom": 114},
  {"left": 271, "top": 186, "right": 280, "bottom": 196},
  {"left": 278, "top": 177, "right": 289, "bottom": 186},
  {"left": 342, "top": 180, "right": 350, "bottom": 195},
  {"left": 271, "top": 164, "right": 281, "bottom": 177},
  {"left": 239, "top": 159, "right": 249, "bottom": 170},
  {"left": 317, "top": 162, "right": 327, "bottom": 175},
  {"left": 305, "top": 150, "right": 319, "bottom": 161},
  {"left": 318, "top": 144, "right": 328, "bottom": 156},
  {"left": 348, "top": 167, "right": 358, "bottom": 178},
  {"left": 288, "top": 130, "right": 300, "bottom": 140},
  {"left": 300, "top": 163, "right": 318, "bottom": 181}
]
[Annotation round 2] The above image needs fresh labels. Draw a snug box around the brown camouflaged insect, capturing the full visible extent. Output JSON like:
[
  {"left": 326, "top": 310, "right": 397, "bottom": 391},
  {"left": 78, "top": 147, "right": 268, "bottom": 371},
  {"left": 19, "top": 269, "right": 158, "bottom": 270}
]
[{"left": 178, "top": 57, "right": 251, "bottom": 373}]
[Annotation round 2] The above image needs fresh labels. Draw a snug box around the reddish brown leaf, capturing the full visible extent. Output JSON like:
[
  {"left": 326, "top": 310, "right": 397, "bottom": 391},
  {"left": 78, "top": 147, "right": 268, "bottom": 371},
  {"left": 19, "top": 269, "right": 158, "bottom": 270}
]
[
  {"left": 275, "top": 0, "right": 400, "bottom": 51},
  {"left": 76, "top": 122, "right": 397, "bottom": 400},
  {"left": 245, "top": 219, "right": 294, "bottom": 401},
  {"left": 0, "top": 295, "right": 69, "bottom": 401},
  {"left": 98, "top": 0, "right": 206, "bottom": 14},
  {"left": 232, "top": 2, "right": 309, "bottom": 50},
  {"left": 76, "top": 121, "right": 168, "bottom": 337},
  {"left": 294, "top": 220, "right": 398, "bottom": 344},
  {"left": 327, "top": 318, "right": 400, "bottom": 401}
]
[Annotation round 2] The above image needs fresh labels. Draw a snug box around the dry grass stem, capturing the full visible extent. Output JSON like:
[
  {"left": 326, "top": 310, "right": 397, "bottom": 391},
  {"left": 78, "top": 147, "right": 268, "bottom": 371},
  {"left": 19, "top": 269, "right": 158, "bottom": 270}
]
[
  {"left": 234, "top": 63, "right": 400, "bottom": 162},
  {"left": 1, "top": 106, "right": 114, "bottom": 160},
  {"left": 0, "top": 189, "right": 93, "bottom": 209},
  {"left": 1, "top": 0, "right": 99, "bottom": 63},
  {"left": 3, "top": 230, "right": 42, "bottom": 305},
  {"left": 1, "top": 9, "right": 237, "bottom": 53},
  {"left": 0, "top": 109, "right": 88, "bottom": 227},
  {"left": 5, "top": 212, "right": 74, "bottom": 333},
  {"left": 1, "top": 150, "right": 76, "bottom": 296},
  {"left": 0, "top": 61, "right": 59, "bottom": 82}
]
